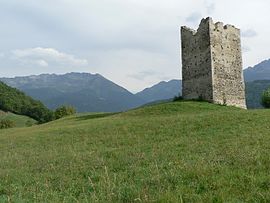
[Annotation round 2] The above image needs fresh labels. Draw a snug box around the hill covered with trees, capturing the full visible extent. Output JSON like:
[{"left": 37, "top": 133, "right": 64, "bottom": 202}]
[{"left": 0, "top": 81, "right": 53, "bottom": 123}]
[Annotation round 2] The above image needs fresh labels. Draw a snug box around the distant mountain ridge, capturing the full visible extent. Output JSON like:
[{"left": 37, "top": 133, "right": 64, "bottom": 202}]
[
  {"left": 136, "top": 79, "right": 181, "bottom": 103},
  {"left": 0, "top": 73, "right": 182, "bottom": 112},
  {"left": 1, "top": 73, "right": 145, "bottom": 112},
  {"left": 243, "top": 59, "right": 270, "bottom": 108},
  {"left": 1, "top": 58, "right": 270, "bottom": 112},
  {"left": 244, "top": 59, "right": 270, "bottom": 82}
]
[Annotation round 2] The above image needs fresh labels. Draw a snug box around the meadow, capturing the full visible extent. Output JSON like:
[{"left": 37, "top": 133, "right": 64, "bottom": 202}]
[
  {"left": 0, "top": 111, "right": 36, "bottom": 128},
  {"left": 0, "top": 101, "right": 270, "bottom": 202}
]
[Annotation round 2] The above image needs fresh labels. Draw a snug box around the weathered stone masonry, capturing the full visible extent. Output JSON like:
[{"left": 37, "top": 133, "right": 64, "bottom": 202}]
[{"left": 181, "top": 17, "right": 246, "bottom": 109}]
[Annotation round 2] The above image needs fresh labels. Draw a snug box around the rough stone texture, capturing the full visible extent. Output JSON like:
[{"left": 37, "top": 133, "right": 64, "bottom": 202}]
[{"left": 181, "top": 17, "right": 246, "bottom": 109}]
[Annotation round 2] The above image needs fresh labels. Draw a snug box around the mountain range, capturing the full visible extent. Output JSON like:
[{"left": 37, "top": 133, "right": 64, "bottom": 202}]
[
  {"left": 1, "top": 73, "right": 145, "bottom": 112},
  {"left": 0, "top": 73, "right": 181, "bottom": 112},
  {"left": 135, "top": 80, "right": 182, "bottom": 103},
  {"left": 244, "top": 59, "right": 270, "bottom": 82},
  {"left": 244, "top": 59, "right": 270, "bottom": 108},
  {"left": 1, "top": 59, "right": 270, "bottom": 111}
]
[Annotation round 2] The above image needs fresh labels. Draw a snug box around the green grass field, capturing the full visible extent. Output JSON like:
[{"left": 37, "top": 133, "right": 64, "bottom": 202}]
[
  {"left": 0, "top": 101, "right": 270, "bottom": 202},
  {"left": 0, "top": 111, "right": 36, "bottom": 128}
]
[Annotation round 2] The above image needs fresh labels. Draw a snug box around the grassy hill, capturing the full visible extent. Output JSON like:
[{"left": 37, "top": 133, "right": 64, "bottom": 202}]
[
  {"left": 0, "top": 101, "right": 270, "bottom": 202},
  {"left": 0, "top": 110, "right": 36, "bottom": 128}
]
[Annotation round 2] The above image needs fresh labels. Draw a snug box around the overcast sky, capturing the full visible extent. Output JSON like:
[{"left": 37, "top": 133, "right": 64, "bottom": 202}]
[{"left": 0, "top": 0, "right": 269, "bottom": 92}]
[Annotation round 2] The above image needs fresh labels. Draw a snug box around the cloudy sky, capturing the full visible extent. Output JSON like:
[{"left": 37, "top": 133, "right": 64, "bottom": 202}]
[{"left": 0, "top": 0, "right": 269, "bottom": 92}]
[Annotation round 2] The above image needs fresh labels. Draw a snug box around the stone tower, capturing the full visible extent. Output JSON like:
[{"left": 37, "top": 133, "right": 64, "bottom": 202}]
[{"left": 181, "top": 17, "right": 246, "bottom": 109}]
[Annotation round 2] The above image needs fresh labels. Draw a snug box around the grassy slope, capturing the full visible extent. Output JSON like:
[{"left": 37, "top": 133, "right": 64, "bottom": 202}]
[
  {"left": 0, "top": 110, "right": 36, "bottom": 128},
  {"left": 0, "top": 101, "right": 270, "bottom": 202}
]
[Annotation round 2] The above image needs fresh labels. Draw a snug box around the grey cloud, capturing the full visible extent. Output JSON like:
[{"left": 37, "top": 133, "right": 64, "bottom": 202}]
[
  {"left": 128, "top": 70, "right": 159, "bottom": 80},
  {"left": 185, "top": 12, "right": 202, "bottom": 23},
  {"left": 206, "top": 2, "right": 215, "bottom": 14},
  {"left": 0, "top": 0, "right": 268, "bottom": 92},
  {"left": 159, "top": 76, "right": 173, "bottom": 81},
  {"left": 11, "top": 47, "right": 88, "bottom": 68},
  {"left": 128, "top": 70, "right": 172, "bottom": 82}
]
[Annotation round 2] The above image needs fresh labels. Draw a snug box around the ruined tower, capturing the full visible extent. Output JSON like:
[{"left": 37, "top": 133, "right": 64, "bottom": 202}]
[{"left": 181, "top": 17, "right": 246, "bottom": 109}]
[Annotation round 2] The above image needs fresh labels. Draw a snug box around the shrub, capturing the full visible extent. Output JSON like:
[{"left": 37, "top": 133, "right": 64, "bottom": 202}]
[
  {"left": 197, "top": 95, "right": 204, "bottom": 102},
  {"left": 0, "top": 119, "right": 15, "bottom": 129},
  {"left": 54, "top": 105, "right": 76, "bottom": 119},
  {"left": 25, "top": 120, "right": 35, "bottom": 127},
  {"left": 261, "top": 88, "right": 270, "bottom": 108},
  {"left": 173, "top": 95, "right": 183, "bottom": 102}
]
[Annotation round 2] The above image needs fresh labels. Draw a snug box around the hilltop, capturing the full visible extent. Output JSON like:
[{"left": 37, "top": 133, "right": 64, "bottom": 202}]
[{"left": 0, "top": 101, "right": 269, "bottom": 202}]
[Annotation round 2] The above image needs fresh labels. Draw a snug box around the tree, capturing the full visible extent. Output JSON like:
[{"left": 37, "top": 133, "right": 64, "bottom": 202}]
[
  {"left": 261, "top": 88, "right": 270, "bottom": 108},
  {"left": 54, "top": 105, "right": 76, "bottom": 119}
]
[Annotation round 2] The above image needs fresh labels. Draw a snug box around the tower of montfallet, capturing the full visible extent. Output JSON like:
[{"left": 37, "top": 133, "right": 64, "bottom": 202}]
[{"left": 181, "top": 17, "right": 246, "bottom": 109}]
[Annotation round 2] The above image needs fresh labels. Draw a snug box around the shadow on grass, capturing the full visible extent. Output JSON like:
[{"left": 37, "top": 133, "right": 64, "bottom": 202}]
[{"left": 76, "top": 112, "right": 119, "bottom": 121}]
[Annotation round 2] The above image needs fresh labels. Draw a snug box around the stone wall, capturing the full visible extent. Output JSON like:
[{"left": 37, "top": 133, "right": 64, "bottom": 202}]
[
  {"left": 209, "top": 21, "right": 246, "bottom": 108},
  {"left": 181, "top": 17, "right": 247, "bottom": 109},
  {"left": 181, "top": 18, "right": 213, "bottom": 101}
]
